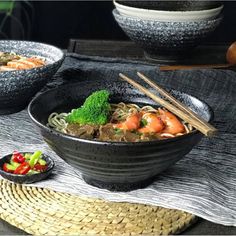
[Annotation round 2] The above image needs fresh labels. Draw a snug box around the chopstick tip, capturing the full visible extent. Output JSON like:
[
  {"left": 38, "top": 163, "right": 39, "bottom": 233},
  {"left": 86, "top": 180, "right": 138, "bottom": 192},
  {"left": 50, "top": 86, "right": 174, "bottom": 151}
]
[
  {"left": 206, "top": 128, "right": 218, "bottom": 138},
  {"left": 119, "top": 73, "right": 125, "bottom": 78},
  {"left": 137, "top": 71, "right": 144, "bottom": 77}
]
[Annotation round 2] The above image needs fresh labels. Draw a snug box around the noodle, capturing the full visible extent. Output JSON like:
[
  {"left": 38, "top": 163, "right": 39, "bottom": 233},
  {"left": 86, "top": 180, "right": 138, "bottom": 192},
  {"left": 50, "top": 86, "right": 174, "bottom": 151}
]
[
  {"left": 47, "top": 103, "right": 193, "bottom": 141},
  {"left": 110, "top": 103, "right": 157, "bottom": 122},
  {"left": 47, "top": 112, "right": 68, "bottom": 132}
]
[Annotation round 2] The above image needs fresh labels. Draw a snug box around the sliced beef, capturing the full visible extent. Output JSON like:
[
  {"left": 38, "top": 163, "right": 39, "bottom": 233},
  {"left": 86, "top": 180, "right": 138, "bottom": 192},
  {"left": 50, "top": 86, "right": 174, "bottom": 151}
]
[
  {"left": 66, "top": 123, "right": 98, "bottom": 139},
  {"left": 99, "top": 124, "right": 124, "bottom": 142}
]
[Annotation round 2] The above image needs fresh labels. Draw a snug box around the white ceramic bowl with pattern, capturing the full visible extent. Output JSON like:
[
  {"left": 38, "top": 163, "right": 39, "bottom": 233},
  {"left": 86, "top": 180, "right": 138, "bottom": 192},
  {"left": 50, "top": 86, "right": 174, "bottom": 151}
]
[
  {"left": 113, "top": 9, "right": 222, "bottom": 61},
  {"left": 114, "top": 0, "right": 224, "bottom": 22}
]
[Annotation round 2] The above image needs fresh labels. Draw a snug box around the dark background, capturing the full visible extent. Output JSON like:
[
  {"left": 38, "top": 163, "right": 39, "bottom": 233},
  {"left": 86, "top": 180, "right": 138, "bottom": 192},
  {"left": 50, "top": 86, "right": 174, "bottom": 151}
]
[{"left": 1, "top": 1, "right": 236, "bottom": 48}]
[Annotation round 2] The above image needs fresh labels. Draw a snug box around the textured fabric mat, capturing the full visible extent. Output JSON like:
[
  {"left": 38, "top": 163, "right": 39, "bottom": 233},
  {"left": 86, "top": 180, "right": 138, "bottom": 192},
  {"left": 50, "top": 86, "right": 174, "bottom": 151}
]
[
  {"left": 0, "top": 179, "right": 197, "bottom": 235},
  {"left": 0, "top": 54, "right": 236, "bottom": 226}
]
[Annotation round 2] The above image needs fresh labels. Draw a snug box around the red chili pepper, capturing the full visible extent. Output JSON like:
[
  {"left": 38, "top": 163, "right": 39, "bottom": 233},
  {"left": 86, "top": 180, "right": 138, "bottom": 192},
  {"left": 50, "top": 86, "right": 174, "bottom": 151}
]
[
  {"left": 3, "top": 163, "right": 15, "bottom": 173},
  {"left": 14, "top": 162, "right": 31, "bottom": 175},
  {"left": 12, "top": 151, "right": 25, "bottom": 163},
  {"left": 33, "top": 164, "right": 47, "bottom": 172}
]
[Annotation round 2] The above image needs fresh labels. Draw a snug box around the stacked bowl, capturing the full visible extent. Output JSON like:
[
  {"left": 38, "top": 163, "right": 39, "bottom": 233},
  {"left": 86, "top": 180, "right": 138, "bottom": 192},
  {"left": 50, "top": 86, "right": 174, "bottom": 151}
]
[{"left": 113, "top": 0, "right": 223, "bottom": 61}]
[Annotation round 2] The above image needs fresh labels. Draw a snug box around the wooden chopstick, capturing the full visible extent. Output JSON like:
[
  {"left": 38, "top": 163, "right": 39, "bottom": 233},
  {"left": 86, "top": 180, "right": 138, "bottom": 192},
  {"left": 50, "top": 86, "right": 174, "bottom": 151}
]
[
  {"left": 159, "top": 64, "right": 231, "bottom": 71},
  {"left": 137, "top": 72, "right": 217, "bottom": 134},
  {"left": 119, "top": 73, "right": 217, "bottom": 137}
]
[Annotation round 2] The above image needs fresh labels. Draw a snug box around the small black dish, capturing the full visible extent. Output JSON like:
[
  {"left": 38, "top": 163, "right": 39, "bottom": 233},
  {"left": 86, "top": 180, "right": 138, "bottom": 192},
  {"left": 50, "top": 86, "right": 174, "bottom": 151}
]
[{"left": 0, "top": 152, "right": 54, "bottom": 184}]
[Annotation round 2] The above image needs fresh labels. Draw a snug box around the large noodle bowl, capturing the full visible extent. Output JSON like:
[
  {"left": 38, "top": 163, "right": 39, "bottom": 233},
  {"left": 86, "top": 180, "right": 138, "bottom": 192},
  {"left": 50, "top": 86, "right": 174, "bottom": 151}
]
[{"left": 47, "top": 102, "right": 193, "bottom": 142}]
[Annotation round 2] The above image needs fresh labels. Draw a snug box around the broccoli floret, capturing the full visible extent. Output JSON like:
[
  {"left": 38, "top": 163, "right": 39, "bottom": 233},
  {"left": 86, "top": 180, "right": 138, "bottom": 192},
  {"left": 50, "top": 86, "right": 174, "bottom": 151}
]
[{"left": 66, "top": 90, "right": 110, "bottom": 125}]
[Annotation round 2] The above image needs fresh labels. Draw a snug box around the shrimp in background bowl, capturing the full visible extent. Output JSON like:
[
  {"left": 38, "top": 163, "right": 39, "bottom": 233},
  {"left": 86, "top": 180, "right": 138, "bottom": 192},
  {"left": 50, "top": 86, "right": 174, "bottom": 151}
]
[{"left": 0, "top": 52, "right": 46, "bottom": 72}]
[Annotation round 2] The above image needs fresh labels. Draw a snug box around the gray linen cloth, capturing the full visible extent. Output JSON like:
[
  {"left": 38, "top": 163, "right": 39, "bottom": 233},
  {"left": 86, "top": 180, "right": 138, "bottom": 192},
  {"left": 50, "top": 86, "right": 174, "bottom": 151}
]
[{"left": 0, "top": 54, "right": 236, "bottom": 226}]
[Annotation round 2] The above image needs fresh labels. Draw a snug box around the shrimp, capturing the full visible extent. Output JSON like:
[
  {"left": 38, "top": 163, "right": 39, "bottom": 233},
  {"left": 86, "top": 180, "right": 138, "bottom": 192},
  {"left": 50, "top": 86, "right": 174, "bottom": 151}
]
[
  {"left": 114, "top": 113, "right": 141, "bottom": 131},
  {"left": 7, "top": 61, "right": 31, "bottom": 70},
  {"left": 0, "top": 66, "right": 16, "bottom": 71},
  {"left": 6, "top": 57, "right": 45, "bottom": 70},
  {"left": 158, "top": 109, "right": 185, "bottom": 135},
  {"left": 138, "top": 112, "right": 164, "bottom": 133},
  {"left": 26, "top": 57, "right": 45, "bottom": 66}
]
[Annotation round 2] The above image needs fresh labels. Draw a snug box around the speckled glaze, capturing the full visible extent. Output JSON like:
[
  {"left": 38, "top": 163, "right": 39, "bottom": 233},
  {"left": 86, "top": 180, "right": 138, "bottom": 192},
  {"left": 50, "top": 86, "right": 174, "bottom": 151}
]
[
  {"left": 0, "top": 40, "right": 64, "bottom": 115},
  {"left": 112, "top": 9, "right": 222, "bottom": 60},
  {"left": 0, "top": 152, "right": 54, "bottom": 184},
  {"left": 28, "top": 80, "right": 213, "bottom": 191}
]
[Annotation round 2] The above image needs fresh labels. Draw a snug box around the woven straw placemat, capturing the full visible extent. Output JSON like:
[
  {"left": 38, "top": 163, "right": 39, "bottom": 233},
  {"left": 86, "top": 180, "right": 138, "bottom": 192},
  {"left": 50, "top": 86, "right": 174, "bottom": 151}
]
[{"left": 0, "top": 179, "right": 197, "bottom": 235}]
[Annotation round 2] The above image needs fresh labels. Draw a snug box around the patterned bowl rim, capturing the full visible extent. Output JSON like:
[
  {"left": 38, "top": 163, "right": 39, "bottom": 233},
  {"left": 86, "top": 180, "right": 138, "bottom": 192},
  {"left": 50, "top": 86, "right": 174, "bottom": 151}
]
[
  {"left": 113, "top": 8, "right": 223, "bottom": 24},
  {"left": 114, "top": 0, "right": 224, "bottom": 22},
  {"left": 0, "top": 40, "right": 65, "bottom": 77}
]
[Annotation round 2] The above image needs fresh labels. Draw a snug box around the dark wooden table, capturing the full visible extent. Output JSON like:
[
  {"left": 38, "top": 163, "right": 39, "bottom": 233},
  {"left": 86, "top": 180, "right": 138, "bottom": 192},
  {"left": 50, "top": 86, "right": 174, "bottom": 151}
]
[
  {"left": 1, "top": 39, "right": 235, "bottom": 235},
  {"left": 68, "top": 39, "right": 230, "bottom": 64}
]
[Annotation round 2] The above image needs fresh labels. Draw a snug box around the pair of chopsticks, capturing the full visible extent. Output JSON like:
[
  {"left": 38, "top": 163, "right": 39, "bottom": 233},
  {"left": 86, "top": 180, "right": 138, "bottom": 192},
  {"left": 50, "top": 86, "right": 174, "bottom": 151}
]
[{"left": 119, "top": 72, "right": 217, "bottom": 137}]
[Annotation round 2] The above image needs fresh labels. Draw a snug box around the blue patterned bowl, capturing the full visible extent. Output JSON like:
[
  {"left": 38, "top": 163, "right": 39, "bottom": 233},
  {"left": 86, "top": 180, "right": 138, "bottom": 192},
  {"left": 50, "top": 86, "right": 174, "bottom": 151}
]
[
  {"left": 113, "top": 9, "right": 222, "bottom": 61},
  {"left": 0, "top": 40, "right": 64, "bottom": 115}
]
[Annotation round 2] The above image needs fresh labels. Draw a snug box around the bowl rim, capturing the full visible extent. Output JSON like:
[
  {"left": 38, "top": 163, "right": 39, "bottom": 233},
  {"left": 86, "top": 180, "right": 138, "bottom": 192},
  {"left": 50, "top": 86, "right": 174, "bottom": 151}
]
[
  {"left": 112, "top": 8, "right": 224, "bottom": 24},
  {"left": 0, "top": 152, "right": 55, "bottom": 178},
  {"left": 28, "top": 82, "right": 214, "bottom": 146},
  {"left": 114, "top": 0, "right": 224, "bottom": 18},
  {"left": 0, "top": 40, "right": 65, "bottom": 78}
]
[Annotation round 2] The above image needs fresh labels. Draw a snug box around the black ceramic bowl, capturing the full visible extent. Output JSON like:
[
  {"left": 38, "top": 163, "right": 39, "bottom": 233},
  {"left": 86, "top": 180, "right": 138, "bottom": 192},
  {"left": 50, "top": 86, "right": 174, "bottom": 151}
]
[
  {"left": 28, "top": 80, "right": 213, "bottom": 191},
  {"left": 116, "top": 1, "right": 222, "bottom": 11},
  {"left": 113, "top": 9, "right": 222, "bottom": 61},
  {"left": 0, "top": 152, "right": 54, "bottom": 184},
  {"left": 0, "top": 40, "right": 64, "bottom": 115}
]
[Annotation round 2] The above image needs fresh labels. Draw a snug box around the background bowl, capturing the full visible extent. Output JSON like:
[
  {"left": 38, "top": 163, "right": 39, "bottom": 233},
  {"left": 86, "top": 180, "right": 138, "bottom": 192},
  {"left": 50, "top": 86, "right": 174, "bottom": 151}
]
[
  {"left": 0, "top": 152, "right": 54, "bottom": 184},
  {"left": 28, "top": 80, "right": 213, "bottom": 191},
  {"left": 116, "top": 1, "right": 222, "bottom": 11},
  {"left": 113, "top": 9, "right": 222, "bottom": 61},
  {"left": 0, "top": 40, "right": 64, "bottom": 115},
  {"left": 114, "top": 1, "right": 223, "bottom": 21}
]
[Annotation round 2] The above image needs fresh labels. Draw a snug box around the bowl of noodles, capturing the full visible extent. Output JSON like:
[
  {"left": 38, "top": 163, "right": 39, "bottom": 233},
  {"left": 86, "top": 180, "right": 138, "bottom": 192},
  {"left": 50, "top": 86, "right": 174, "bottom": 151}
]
[
  {"left": 0, "top": 40, "right": 64, "bottom": 115},
  {"left": 28, "top": 80, "right": 213, "bottom": 191}
]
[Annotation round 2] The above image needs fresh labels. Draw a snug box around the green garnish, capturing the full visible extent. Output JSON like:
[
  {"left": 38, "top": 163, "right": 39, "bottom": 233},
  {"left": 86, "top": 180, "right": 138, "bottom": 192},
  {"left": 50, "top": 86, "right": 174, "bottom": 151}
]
[
  {"left": 4, "top": 163, "right": 16, "bottom": 171},
  {"left": 28, "top": 170, "right": 40, "bottom": 175},
  {"left": 114, "top": 128, "right": 122, "bottom": 134},
  {"left": 140, "top": 119, "right": 148, "bottom": 127},
  {"left": 38, "top": 158, "right": 47, "bottom": 166},
  {"left": 10, "top": 160, "right": 20, "bottom": 168},
  {"left": 66, "top": 90, "right": 111, "bottom": 125},
  {"left": 24, "top": 153, "right": 32, "bottom": 160},
  {"left": 29, "top": 150, "right": 42, "bottom": 168}
]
